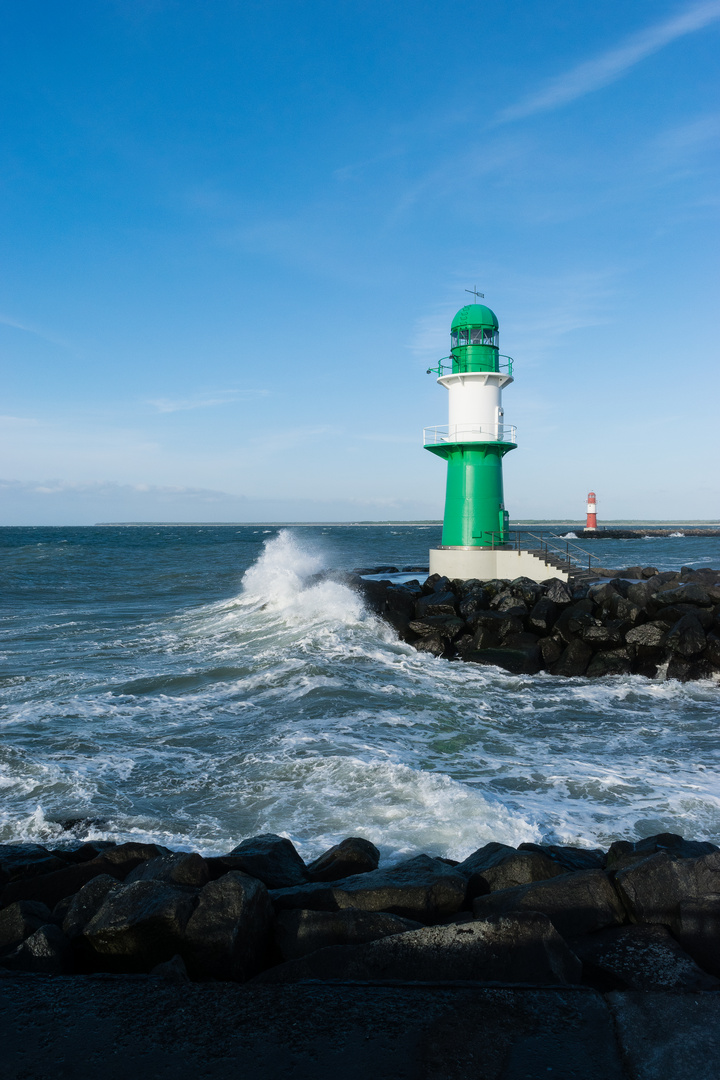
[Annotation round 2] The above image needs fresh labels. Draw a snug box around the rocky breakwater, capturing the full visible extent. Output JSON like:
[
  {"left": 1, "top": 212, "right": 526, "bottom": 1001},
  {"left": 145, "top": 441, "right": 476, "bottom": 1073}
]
[
  {"left": 353, "top": 564, "right": 720, "bottom": 681},
  {"left": 2, "top": 831, "right": 720, "bottom": 992}
]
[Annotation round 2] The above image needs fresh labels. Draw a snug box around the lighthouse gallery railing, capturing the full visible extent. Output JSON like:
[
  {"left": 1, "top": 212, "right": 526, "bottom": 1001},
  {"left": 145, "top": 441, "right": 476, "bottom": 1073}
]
[
  {"left": 424, "top": 424, "right": 517, "bottom": 446},
  {"left": 426, "top": 355, "right": 514, "bottom": 377}
]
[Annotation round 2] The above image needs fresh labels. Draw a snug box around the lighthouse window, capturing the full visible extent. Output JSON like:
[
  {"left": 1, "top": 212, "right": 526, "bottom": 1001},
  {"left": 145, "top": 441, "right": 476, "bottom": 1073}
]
[
  {"left": 483, "top": 328, "right": 498, "bottom": 345},
  {"left": 451, "top": 330, "right": 458, "bottom": 347},
  {"left": 470, "top": 328, "right": 483, "bottom": 344},
  {"left": 459, "top": 329, "right": 469, "bottom": 346}
]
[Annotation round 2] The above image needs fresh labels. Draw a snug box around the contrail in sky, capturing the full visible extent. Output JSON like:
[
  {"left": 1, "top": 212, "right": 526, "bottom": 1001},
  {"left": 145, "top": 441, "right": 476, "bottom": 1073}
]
[{"left": 497, "top": 0, "right": 720, "bottom": 122}]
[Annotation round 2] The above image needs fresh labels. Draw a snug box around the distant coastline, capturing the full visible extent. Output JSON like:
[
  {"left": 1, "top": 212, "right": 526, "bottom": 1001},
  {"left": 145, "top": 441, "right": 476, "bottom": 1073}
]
[{"left": 91, "top": 520, "right": 720, "bottom": 528}]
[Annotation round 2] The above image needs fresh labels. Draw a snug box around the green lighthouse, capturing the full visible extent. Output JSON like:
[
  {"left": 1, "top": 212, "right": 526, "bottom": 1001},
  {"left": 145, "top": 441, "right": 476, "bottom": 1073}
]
[{"left": 425, "top": 302, "right": 516, "bottom": 547}]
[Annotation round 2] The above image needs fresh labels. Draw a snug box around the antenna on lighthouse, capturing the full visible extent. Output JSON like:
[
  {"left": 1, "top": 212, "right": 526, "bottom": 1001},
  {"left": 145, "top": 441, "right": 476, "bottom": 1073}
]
[{"left": 465, "top": 286, "right": 484, "bottom": 302}]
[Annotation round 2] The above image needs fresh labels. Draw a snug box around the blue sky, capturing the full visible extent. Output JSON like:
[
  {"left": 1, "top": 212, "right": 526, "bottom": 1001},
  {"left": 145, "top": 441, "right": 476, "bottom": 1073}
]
[{"left": 1, "top": 0, "right": 719, "bottom": 524}]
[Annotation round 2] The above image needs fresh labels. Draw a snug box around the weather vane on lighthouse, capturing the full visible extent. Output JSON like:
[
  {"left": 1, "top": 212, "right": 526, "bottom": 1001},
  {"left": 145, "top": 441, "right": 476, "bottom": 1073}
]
[{"left": 465, "top": 286, "right": 484, "bottom": 302}]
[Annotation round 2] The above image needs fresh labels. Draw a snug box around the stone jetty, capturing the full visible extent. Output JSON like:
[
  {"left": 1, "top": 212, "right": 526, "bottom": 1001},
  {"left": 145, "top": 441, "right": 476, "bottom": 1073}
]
[
  {"left": 2, "top": 831, "right": 720, "bottom": 991},
  {"left": 350, "top": 564, "right": 720, "bottom": 681}
]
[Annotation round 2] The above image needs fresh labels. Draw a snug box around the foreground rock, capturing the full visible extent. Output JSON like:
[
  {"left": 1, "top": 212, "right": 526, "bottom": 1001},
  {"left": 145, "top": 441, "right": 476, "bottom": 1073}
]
[
  {"left": 569, "top": 925, "right": 719, "bottom": 991},
  {"left": 81, "top": 880, "right": 196, "bottom": 971},
  {"left": 472, "top": 869, "right": 626, "bottom": 936},
  {"left": 275, "top": 908, "right": 422, "bottom": 960},
  {"left": 3, "top": 830, "right": 720, "bottom": 991},
  {"left": 354, "top": 566, "right": 720, "bottom": 680},
  {"left": 256, "top": 912, "right": 582, "bottom": 985},
  {"left": 183, "top": 871, "right": 273, "bottom": 980},
  {"left": 270, "top": 855, "right": 467, "bottom": 922},
  {"left": 223, "top": 834, "right": 309, "bottom": 889}
]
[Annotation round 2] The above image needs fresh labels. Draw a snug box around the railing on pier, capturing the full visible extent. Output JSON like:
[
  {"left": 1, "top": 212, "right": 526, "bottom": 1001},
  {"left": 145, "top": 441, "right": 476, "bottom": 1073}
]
[
  {"left": 423, "top": 424, "right": 517, "bottom": 446},
  {"left": 483, "top": 530, "right": 601, "bottom": 573}
]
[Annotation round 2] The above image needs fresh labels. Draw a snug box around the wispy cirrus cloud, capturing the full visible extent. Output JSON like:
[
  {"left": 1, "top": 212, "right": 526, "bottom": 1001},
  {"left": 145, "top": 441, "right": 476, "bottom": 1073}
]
[
  {"left": 497, "top": 1, "right": 720, "bottom": 123},
  {"left": 147, "top": 388, "right": 268, "bottom": 413}
]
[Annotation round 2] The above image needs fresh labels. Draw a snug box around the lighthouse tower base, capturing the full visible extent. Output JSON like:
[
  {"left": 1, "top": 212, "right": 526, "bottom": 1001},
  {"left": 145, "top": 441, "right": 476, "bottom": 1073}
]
[{"left": 429, "top": 546, "right": 570, "bottom": 584}]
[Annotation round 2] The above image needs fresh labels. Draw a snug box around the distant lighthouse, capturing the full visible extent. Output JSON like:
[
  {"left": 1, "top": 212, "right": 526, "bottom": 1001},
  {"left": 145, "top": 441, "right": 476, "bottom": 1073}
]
[
  {"left": 586, "top": 492, "right": 597, "bottom": 531},
  {"left": 424, "top": 297, "right": 570, "bottom": 583}
]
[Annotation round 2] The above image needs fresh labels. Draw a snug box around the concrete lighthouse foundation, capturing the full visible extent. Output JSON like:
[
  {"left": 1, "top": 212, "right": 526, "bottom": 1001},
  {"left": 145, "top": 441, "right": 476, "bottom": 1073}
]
[
  {"left": 425, "top": 301, "right": 568, "bottom": 584},
  {"left": 428, "top": 546, "right": 570, "bottom": 582}
]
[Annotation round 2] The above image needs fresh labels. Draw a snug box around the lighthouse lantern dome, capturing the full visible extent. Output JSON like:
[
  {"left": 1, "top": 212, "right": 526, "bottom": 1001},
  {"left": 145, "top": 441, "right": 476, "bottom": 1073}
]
[{"left": 450, "top": 304, "right": 501, "bottom": 373}]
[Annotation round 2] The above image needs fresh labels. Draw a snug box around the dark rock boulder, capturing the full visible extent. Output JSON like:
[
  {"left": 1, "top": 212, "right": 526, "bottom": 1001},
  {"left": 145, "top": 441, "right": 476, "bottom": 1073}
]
[
  {"left": 0, "top": 856, "right": 123, "bottom": 910},
  {"left": 275, "top": 908, "right": 422, "bottom": 960},
  {"left": 705, "top": 631, "right": 720, "bottom": 668},
  {"left": 125, "top": 852, "right": 209, "bottom": 889},
  {"left": 606, "top": 595, "right": 645, "bottom": 626},
  {"left": 473, "top": 869, "right": 626, "bottom": 937},
  {"left": 81, "top": 880, "right": 196, "bottom": 971},
  {"left": 670, "top": 897, "right": 720, "bottom": 978},
  {"left": 385, "top": 586, "right": 416, "bottom": 620},
  {"left": 458, "top": 589, "right": 490, "bottom": 619},
  {"left": 614, "top": 849, "right": 720, "bottom": 925},
  {"left": 408, "top": 615, "right": 465, "bottom": 640},
  {"left": 624, "top": 622, "right": 667, "bottom": 653},
  {"left": 455, "top": 842, "right": 517, "bottom": 877},
  {"left": 546, "top": 579, "right": 573, "bottom": 605},
  {"left": 626, "top": 580, "right": 657, "bottom": 607},
  {"left": 227, "top": 834, "right": 309, "bottom": 889},
  {"left": 665, "top": 615, "right": 707, "bottom": 657},
  {"left": 606, "top": 833, "right": 718, "bottom": 872},
  {"left": 0, "top": 900, "right": 54, "bottom": 954},
  {"left": 666, "top": 655, "right": 703, "bottom": 682},
  {"left": 569, "top": 924, "right": 719, "bottom": 991},
  {"left": 414, "top": 591, "right": 457, "bottom": 618},
  {"left": 255, "top": 912, "right": 582, "bottom": 986},
  {"left": 540, "top": 636, "right": 564, "bottom": 667},
  {"left": 0, "top": 844, "right": 69, "bottom": 886},
  {"left": 307, "top": 837, "right": 380, "bottom": 883},
  {"left": 99, "top": 842, "right": 172, "bottom": 878},
  {"left": 413, "top": 635, "right": 449, "bottom": 657},
  {"left": 550, "top": 639, "right": 592, "bottom": 677},
  {"left": 1, "top": 923, "right": 71, "bottom": 974},
  {"left": 270, "top": 854, "right": 467, "bottom": 922},
  {"left": 588, "top": 582, "right": 620, "bottom": 606},
  {"left": 510, "top": 577, "right": 544, "bottom": 605},
  {"left": 491, "top": 590, "right": 529, "bottom": 617},
  {"left": 586, "top": 648, "right": 633, "bottom": 678},
  {"left": 462, "top": 850, "right": 566, "bottom": 898},
  {"left": 655, "top": 584, "right": 713, "bottom": 608},
  {"left": 183, "top": 870, "right": 273, "bottom": 981},
  {"left": 654, "top": 603, "right": 714, "bottom": 629},
  {"left": 61, "top": 874, "right": 121, "bottom": 939},
  {"left": 463, "top": 639, "right": 542, "bottom": 676},
  {"left": 554, "top": 605, "right": 598, "bottom": 645},
  {"left": 581, "top": 625, "right": 623, "bottom": 650},
  {"left": 518, "top": 844, "right": 605, "bottom": 872},
  {"left": 528, "top": 596, "right": 560, "bottom": 634}
]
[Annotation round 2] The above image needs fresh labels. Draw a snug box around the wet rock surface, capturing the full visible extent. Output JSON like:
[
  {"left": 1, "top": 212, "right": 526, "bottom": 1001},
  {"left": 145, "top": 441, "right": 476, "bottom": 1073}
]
[
  {"left": 355, "top": 565, "right": 720, "bottom": 680},
  {"left": 256, "top": 912, "right": 582, "bottom": 985},
  {"left": 0, "top": 830, "right": 719, "bottom": 997}
]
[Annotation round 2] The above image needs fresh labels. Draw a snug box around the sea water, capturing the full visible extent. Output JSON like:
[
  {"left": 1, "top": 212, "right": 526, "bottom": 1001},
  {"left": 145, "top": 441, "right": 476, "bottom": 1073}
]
[{"left": 1, "top": 525, "right": 719, "bottom": 863}]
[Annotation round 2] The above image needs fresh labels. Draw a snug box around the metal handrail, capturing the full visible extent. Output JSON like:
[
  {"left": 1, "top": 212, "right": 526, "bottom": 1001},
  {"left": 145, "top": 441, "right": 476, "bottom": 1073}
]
[
  {"left": 424, "top": 424, "right": 517, "bottom": 445},
  {"left": 426, "top": 355, "right": 514, "bottom": 377},
  {"left": 482, "top": 530, "right": 600, "bottom": 572}
]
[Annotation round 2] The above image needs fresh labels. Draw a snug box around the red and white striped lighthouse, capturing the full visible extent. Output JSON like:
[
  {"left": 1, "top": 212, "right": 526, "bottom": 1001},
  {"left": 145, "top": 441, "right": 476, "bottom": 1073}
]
[{"left": 586, "top": 491, "right": 597, "bottom": 531}]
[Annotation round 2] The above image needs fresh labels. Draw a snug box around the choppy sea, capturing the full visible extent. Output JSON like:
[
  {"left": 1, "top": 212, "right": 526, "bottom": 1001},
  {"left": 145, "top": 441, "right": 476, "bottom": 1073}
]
[{"left": 1, "top": 524, "right": 719, "bottom": 863}]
